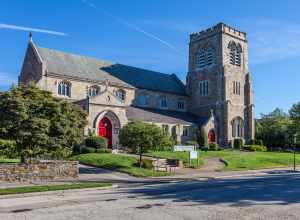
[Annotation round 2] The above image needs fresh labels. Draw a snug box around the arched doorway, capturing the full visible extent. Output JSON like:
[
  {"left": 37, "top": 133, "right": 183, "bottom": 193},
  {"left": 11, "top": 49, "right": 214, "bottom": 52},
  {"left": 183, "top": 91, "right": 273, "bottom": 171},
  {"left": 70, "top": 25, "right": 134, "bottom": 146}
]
[
  {"left": 98, "top": 117, "right": 112, "bottom": 148},
  {"left": 208, "top": 129, "right": 216, "bottom": 143}
]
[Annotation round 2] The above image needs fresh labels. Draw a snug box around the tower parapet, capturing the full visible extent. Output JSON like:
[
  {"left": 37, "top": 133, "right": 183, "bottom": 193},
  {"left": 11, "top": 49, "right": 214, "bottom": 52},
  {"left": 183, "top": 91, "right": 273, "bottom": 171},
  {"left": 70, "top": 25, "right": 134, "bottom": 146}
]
[{"left": 190, "top": 23, "right": 247, "bottom": 43}]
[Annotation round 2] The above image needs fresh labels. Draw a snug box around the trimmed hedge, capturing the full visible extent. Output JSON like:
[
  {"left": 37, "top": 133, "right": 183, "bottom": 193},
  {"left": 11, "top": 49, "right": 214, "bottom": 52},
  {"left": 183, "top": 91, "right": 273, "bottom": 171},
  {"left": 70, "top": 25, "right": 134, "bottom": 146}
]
[
  {"left": 233, "top": 138, "right": 244, "bottom": 149},
  {"left": 243, "top": 145, "right": 267, "bottom": 152},
  {"left": 209, "top": 142, "right": 219, "bottom": 151},
  {"left": 85, "top": 136, "right": 107, "bottom": 149}
]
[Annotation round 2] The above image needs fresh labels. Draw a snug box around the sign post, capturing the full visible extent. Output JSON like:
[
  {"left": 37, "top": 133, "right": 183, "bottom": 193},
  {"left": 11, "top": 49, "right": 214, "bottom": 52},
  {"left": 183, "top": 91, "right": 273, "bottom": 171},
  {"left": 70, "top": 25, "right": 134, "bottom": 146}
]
[{"left": 189, "top": 150, "right": 198, "bottom": 167}]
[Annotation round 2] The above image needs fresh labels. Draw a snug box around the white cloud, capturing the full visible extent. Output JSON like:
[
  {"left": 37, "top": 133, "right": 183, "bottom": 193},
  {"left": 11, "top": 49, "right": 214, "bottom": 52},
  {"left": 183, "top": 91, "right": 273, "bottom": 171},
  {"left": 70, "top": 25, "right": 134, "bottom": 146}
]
[
  {"left": 0, "top": 23, "right": 67, "bottom": 36},
  {"left": 0, "top": 72, "right": 17, "bottom": 87}
]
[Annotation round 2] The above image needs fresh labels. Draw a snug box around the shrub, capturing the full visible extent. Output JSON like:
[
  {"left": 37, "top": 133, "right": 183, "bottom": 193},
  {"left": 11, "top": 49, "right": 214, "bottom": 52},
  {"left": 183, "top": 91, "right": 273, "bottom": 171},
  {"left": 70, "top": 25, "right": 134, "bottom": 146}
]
[
  {"left": 81, "top": 147, "right": 96, "bottom": 154},
  {"left": 233, "top": 138, "right": 244, "bottom": 150},
  {"left": 243, "top": 144, "right": 267, "bottom": 152},
  {"left": 196, "top": 128, "right": 208, "bottom": 148},
  {"left": 85, "top": 136, "right": 107, "bottom": 149},
  {"left": 0, "top": 139, "right": 17, "bottom": 158},
  {"left": 201, "top": 146, "right": 209, "bottom": 152},
  {"left": 209, "top": 142, "right": 219, "bottom": 151},
  {"left": 134, "top": 159, "right": 154, "bottom": 169}
]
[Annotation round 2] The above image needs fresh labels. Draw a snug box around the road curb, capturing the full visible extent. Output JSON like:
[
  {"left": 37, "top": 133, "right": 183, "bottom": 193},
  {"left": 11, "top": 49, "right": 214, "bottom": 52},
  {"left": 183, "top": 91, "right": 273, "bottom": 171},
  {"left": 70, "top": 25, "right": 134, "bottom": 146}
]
[{"left": 0, "top": 184, "right": 118, "bottom": 200}]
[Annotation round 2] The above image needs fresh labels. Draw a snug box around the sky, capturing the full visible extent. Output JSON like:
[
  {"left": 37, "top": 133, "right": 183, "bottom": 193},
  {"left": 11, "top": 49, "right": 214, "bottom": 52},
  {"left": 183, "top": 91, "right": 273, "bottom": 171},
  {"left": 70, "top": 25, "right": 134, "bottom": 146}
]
[{"left": 0, "top": 0, "right": 300, "bottom": 117}]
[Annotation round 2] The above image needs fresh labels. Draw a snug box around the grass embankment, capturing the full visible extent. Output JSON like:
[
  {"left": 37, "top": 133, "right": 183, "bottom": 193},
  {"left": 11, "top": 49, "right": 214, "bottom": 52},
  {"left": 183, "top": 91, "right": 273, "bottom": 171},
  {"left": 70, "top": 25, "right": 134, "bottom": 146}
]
[
  {"left": 147, "top": 150, "right": 300, "bottom": 171},
  {"left": 0, "top": 158, "right": 20, "bottom": 164},
  {"left": 72, "top": 153, "right": 170, "bottom": 177},
  {"left": 0, "top": 182, "right": 112, "bottom": 196}
]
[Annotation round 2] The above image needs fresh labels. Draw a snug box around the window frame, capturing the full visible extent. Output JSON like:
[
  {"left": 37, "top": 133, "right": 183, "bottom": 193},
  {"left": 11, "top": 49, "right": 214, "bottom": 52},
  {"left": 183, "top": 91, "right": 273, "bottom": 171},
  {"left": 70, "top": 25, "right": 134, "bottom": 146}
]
[{"left": 58, "top": 81, "right": 71, "bottom": 97}]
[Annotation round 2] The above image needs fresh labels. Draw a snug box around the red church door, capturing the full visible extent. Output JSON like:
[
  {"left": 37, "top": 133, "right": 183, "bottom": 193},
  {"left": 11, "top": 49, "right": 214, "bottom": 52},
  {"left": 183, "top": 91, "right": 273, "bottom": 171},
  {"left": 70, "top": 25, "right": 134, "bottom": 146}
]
[
  {"left": 98, "top": 117, "right": 112, "bottom": 148},
  {"left": 208, "top": 130, "right": 216, "bottom": 143}
]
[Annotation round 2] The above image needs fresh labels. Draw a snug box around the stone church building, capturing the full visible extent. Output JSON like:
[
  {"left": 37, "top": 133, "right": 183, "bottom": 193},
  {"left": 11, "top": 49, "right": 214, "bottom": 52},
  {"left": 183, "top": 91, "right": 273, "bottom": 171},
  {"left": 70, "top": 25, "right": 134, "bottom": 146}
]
[{"left": 19, "top": 23, "right": 254, "bottom": 148}]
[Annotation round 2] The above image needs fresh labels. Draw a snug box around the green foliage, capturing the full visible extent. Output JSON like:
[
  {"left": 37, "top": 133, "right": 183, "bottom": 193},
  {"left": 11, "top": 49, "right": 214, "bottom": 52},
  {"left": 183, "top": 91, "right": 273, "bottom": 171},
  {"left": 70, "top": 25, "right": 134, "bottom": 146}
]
[
  {"left": 0, "top": 84, "right": 88, "bottom": 161},
  {"left": 196, "top": 128, "right": 208, "bottom": 148},
  {"left": 85, "top": 136, "right": 107, "bottom": 149},
  {"left": 134, "top": 158, "right": 154, "bottom": 169},
  {"left": 208, "top": 142, "right": 219, "bottom": 151},
  {"left": 0, "top": 139, "right": 17, "bottom": 158},
  {"left": 256, "top": 108, "right": 292, "bottom": 149},
  {"left": 233, "top": 138, "right": 244, "bottom": 149},
  {"left": 243, "top": 144, "right": 267, "bottom": 152},
  {"left": 289, "top": 102, "right": 300, "bottom": 146},
  {"left": 119, "top": 121, "right": 173, "bottom": 153}
]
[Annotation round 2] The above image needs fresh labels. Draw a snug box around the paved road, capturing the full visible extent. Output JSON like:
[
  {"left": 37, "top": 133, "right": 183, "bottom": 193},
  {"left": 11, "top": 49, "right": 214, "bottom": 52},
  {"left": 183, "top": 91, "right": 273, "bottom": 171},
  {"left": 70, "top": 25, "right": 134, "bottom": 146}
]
[{"left": 1, "top": 173, "right": 300, "bottom": 220}]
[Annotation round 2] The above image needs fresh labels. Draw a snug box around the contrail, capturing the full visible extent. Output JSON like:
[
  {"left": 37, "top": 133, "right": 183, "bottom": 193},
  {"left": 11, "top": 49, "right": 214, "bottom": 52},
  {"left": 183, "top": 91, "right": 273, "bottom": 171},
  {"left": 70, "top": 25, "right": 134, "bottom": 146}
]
[
  {"left": 81, "top": 0, "right": 182, "bottom": 54},
  {"left": 0, "top": 23, "right": 68, "bottom": 36}
]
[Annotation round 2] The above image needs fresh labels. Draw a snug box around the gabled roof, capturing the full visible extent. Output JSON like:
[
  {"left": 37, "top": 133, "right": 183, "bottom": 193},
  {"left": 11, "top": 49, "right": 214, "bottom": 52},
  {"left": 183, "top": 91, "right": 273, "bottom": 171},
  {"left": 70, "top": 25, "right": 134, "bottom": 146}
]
[
  {"left": 126, "top": 106, "right": 209, "bottom": 125},
  {"left": 35, "top": 44, "right": 187, "bottom": 96}
]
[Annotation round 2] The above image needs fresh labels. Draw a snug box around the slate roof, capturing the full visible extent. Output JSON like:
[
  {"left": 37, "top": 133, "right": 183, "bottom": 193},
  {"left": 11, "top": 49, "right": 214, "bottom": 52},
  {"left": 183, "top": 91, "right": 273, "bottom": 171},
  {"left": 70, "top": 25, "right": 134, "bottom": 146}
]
[
  {"left": 35, "top": 45, "right": 187, "bottom": 96},
  {"left": 126, "top": 106, "right": 209, "bottom": 125}
]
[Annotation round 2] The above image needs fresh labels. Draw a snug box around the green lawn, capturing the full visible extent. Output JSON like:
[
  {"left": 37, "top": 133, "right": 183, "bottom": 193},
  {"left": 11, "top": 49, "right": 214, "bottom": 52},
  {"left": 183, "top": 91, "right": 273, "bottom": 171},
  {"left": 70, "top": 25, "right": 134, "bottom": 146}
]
[
  {"left": 147, "top": 150, "right": 300, "bottom": 171},
  {"left": 145, "top": 151, "right": 203, "bottom": 168},
  {"left": 0, "top": 157, "right": 20, "bottom": 164},
  {"left": 0, "top": 182, "right": 112, "bottom": 196},
  {"left": 71, "top": 153, "right": 170, "bottom": 177}
]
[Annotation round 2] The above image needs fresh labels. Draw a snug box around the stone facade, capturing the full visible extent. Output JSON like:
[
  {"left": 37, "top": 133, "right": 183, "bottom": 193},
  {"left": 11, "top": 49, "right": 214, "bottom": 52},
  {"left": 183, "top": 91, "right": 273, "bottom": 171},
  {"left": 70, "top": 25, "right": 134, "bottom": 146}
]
[
  {"left": 186, "top": 23, "right": 254, "bottom": 146},
  {"left": 19, "top": 22, "right": 254, "bottom": 148},
  {"left": 0, "top": 160, "right": 78, "bottom": 182}
]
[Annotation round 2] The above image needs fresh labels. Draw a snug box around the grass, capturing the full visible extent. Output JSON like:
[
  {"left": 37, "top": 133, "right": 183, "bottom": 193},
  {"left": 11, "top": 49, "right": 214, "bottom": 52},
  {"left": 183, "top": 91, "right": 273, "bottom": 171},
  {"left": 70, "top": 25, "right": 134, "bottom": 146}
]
[
  {"left": 147, "top": 150, "right": 300, "bottom": 171},
  {"left": 0, "top": 182, "right": 112, "bottom": 196},
  {"left": 0, "top": 157, "right": 20, "bottom": 164},
  {"left": 146, "top": 151, "right": 203, "bottom": 168},
  {"left": 71, "top": 153, "right": 170, "bottom": 177}
]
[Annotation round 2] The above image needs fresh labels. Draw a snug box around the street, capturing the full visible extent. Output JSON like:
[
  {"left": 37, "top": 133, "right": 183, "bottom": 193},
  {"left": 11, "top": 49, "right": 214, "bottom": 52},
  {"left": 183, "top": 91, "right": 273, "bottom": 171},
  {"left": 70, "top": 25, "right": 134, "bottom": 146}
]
[{"left": 1, "top": 173, "right": 300, "bottom": 220}]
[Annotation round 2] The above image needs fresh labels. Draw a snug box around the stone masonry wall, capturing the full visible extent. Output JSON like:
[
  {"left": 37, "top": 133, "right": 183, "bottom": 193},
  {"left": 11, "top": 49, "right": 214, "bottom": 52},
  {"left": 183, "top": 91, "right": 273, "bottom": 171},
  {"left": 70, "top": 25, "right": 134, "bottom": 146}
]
[{"left": 0, "top": 160, "right": 78, "bottom": 182}]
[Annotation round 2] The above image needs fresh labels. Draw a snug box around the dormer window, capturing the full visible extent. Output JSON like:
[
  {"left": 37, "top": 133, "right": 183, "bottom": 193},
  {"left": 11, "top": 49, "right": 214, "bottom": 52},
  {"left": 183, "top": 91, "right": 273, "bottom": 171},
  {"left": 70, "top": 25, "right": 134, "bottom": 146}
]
[
  {"left": 58, "top": 81, "right": 71, "bottom": 97},
  {"left": 88, "top": 85, "right": 100, "bottom": 97},
  {"left": 115, "top": 89, "right": 126, "bottom": 102}
]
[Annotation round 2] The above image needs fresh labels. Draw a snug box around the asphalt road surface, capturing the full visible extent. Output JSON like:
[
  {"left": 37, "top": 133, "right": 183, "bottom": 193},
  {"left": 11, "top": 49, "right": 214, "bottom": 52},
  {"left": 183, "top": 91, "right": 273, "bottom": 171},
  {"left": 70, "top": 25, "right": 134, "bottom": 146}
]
[{"left": 1, "top": 173, "right": 300, "bottom": 220}]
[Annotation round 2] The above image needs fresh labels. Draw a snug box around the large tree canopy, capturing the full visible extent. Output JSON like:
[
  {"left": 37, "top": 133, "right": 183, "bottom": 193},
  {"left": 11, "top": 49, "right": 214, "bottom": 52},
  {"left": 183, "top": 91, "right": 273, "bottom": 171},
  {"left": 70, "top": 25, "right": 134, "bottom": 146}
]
[
  {"left": 256, "top": 108, "right": 292, "bottom": 149},
  {"left": 0, "top": 84, "right": 88, "bottom": 160},
  {"left": 119, "top": 121, "right": 173, "bottom": 166}
]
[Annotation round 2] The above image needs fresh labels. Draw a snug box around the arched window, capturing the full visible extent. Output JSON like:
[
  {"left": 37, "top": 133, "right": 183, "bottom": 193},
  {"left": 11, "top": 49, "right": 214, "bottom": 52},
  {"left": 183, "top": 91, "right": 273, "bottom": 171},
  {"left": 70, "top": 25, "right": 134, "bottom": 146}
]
[
  {"left": 232, "top": 117, "right": 243, "bottom": 138},
  {"left": 195, "top": 47, "right": 216, "bottom": 69},
  {"left": 199, "top": 80, "right": 209, "bottom": 96},
  {"left": 228, "top": 41, "right": 242, "bottom": 66},
  {"left": 115, "top": 89, "right": 126, "bottom": 102},
  {"left": 58, "top": 81, "right": 71, "bottom": 97},
  {"left": 88, "top": 85, "right": 100, "bottom": 97}
]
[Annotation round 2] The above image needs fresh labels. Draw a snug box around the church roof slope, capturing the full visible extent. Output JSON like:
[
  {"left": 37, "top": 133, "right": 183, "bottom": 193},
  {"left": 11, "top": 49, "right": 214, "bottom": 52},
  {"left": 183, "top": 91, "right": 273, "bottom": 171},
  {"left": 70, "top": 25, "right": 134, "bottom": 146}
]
[
  {"left": 126, "top": 106, "right": 208, "bottom": 125},
  {"left": 36, "top": 45, "right": 187, "bottom": 96}
]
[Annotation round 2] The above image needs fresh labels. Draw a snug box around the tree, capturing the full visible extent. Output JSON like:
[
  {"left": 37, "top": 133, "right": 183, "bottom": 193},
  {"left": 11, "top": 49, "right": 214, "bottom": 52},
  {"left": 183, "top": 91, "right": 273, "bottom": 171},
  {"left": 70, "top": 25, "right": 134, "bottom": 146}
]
[
  {"left": 256, "top": 108, "right": 291, "bottom": 149},
  {"left": 196, "top": 127, "right": 208, "bottom": 148},
  {"left": 119, "top": 121, "right": 172, "bottom": 167},
  {"left": 289, "top": 102, "right": 300, "bottom": 146},
  {"left": 0, "top": 84, "right": 88, "bottom": 161}
]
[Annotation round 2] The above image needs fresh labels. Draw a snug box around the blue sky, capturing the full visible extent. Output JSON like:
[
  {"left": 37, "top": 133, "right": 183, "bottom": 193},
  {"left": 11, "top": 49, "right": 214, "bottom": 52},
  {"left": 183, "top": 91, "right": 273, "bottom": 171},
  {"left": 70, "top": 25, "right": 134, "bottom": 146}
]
[{"left": 1, "top": 0, "right": 300, "bottom": 117}]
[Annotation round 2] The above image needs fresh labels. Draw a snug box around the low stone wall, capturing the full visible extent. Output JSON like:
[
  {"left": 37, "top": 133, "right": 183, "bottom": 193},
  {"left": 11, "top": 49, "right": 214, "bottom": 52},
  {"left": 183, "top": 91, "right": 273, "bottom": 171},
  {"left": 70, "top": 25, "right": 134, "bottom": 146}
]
[{"left": 0, "top": 160, "right": 79, "bottom": 182}]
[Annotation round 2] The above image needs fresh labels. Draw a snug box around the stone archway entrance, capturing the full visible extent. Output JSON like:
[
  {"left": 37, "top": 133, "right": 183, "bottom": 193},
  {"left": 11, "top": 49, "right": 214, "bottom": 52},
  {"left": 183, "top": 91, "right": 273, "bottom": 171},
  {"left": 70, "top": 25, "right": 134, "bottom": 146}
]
[
  {"left": 98, "top": 117, "right": 113, "bottom": 148},
  {"left": 208, "top": 129, "right": 216, "bottom": 143}
]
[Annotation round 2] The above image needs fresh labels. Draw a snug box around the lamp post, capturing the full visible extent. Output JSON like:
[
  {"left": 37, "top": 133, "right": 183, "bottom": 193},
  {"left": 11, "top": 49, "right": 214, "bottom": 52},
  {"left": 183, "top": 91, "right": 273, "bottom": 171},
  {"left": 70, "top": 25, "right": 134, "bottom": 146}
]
[{"left": 293, "top": 134, "right": 297, "bottom": 172}]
